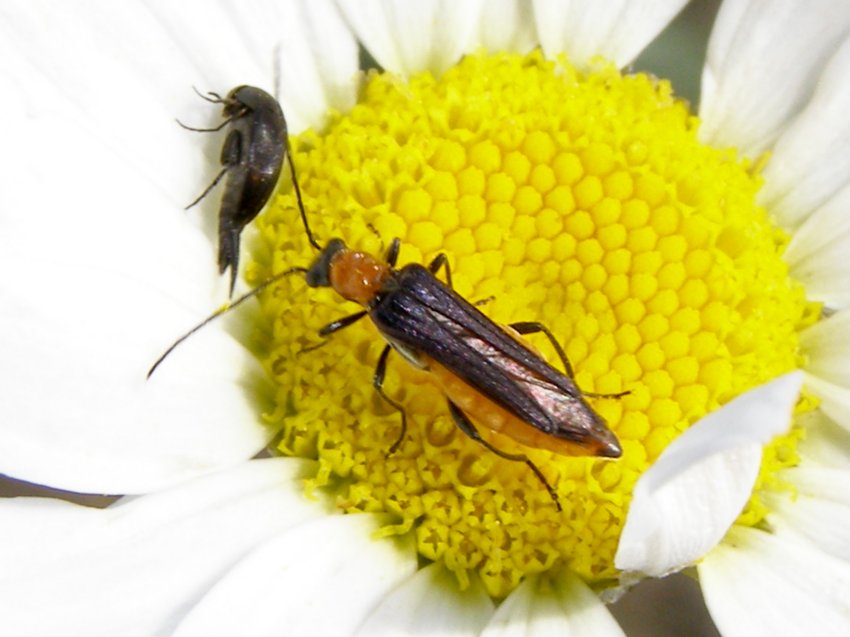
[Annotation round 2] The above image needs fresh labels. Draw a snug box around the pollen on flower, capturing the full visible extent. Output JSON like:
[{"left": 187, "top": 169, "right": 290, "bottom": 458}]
[{"left": 251, "top": 51, "right": 819, "bottom": 598}]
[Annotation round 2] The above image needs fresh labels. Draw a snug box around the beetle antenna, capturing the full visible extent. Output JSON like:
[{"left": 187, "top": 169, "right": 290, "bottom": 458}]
[
  {"left": 147, "top": 266, "right": 308, "bottom": 378},
  {"left": 284, "top": 139, "right": 322, "bottom": 251},
  {"left": 191, "top": 85, "right": 225, "bottom": 104},
  {"left": 270, "top": 42, "right": 320, "bottom": 252}
]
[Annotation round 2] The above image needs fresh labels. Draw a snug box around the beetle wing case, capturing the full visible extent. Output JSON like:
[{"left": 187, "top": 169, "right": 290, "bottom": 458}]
[{"left": 369, "top": 265, "right": 621, "bottom": 458}]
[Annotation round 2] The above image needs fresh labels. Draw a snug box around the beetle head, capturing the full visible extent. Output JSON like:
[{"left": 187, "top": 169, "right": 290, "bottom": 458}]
[{"left": 306, "top": 238, "right": 347, "bottom": 288}]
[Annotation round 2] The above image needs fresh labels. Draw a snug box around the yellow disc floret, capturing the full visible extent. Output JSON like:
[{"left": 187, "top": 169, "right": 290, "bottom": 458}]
[{"left": 250, "top": 51, "right": 818, "bottom": 597}]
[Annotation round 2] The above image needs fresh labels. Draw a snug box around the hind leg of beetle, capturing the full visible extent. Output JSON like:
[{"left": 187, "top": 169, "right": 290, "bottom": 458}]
[
  {"left": 508, "top": 321, "right": 629, "bottom": 399},
  {"left": 186, "top": 129, "right": 244, "bottom": 213},
  {"left": 185, "top": 166, "right": 229, "bottom": 210},
  {"left": 446, "top": 400, "right": 561, "bottom": 512},
  {"left": 373, "top": 345, "right": 409, "bottom": 456}
]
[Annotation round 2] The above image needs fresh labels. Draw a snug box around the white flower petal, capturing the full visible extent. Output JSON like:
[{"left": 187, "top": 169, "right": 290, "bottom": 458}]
[
  {"left": 800, "top": 309, "right": 850, "bottom": 386},
  {"left": 0, "top": 458, "right": 324, "bottom": 636},
  {"left": 144, "top": 1, "right": 354, "bottom": 134},
  {"left": 759, "top": 34, "right": 850, "bottom": 230},
  {"left": 615, "top": 372, "right": 804, "bottom": 576},
  {"left": 553, "top": 572, "right": 626, "bottom": 636},
  {"left": 471, "top": 0, "right": 538, "bottom": 54},
  {"left": 786, "top": 183, "right": 850, "bottom": 309},
  {"left": 354, "top": 563, "right": 494, "bottom": 636},
  {"left": 0, "top": 165, "right": 273, "bottom": 493},
  {"left": 699, "top": 0, "right": 850, "bottom": 156},
  {"left": 768, "top": 467, "right": 850, "bottom": 562},
  {"left": 699, "top": 526, "right": 850, "bottom": 637},
  {"left": 0, "top": 1, "right": 325, "bottom": 493},
  {"left": 0, "top": 0, "right": 301, "bottom": 202},
  {"left": 802, "top": 374, "right": 850, "bottom": 433},
  {"left": 482, "top": 572, "right": 624, "bottom": 637},
  {"left": 797, "top": 410, "right": 850, "bottom": 470},
  {"left": 532, "top": 0, "right": 688, "bottom": 69},
  {"left": 174, "top": 513, "right": 416, "bottom": 636},
  {"left": 270, "top": 0, "right": 359, "bottom": 133},
  {"left": 335, "top": 0, "right": 485, "bottom": 76}
]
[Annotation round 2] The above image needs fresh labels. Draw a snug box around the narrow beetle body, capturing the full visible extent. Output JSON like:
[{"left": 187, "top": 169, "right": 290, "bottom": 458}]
[
  {"left": 305, "top": 240, "right": 622, "bottom": 465},
  {"left": 181, "top": 86, "right": 287, "bottom": 295}
]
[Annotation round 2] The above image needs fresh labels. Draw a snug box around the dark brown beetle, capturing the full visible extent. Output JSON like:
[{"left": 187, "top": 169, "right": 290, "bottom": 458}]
[{"left": 181, "top": 86, "right": 287, "bottom": 296}]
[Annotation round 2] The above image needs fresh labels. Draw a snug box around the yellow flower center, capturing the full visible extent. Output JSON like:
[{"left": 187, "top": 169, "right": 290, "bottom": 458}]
[{"left": 249, "top": 51, "right": 818, "bottom": 597}]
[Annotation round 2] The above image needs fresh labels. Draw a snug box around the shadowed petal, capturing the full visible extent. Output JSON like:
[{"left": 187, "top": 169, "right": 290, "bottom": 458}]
[
  {"left": 354, "top": 563, "right": 494, "bottom": 636},
  {"left": 471, "top": 0, "right": 538, "bottom": 54},
  {"left": 786, "top": 184, "right": 850, "bottom": 309},
  {"left": 532, "top": 0, "right": 688, "bottom": 69},
  {"left": 482, "top": 572, "right": 625, "bottom": 636},
  {"left": 768, "top": 466, "right": 850, "bottom": 562}
]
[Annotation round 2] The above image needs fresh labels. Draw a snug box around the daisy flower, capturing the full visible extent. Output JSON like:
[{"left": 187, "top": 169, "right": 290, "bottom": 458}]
[{"left": 2, "top": 0, "right": 850, "bottom": 635}]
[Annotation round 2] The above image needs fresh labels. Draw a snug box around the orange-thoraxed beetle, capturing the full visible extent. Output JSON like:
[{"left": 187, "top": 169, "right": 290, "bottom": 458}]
[{"left": 151, "top": 96, "right": 624, "bottom": 511}]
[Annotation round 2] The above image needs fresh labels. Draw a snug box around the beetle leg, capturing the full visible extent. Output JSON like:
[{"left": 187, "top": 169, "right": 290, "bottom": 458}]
[
  {"left": 220, "top": 129, "right": 243, "bottom": 166},
  {"left": 427, "top": 253, "right": 453, "bottom": 288},
  {"left": 298, "top": 310, "right": 369, "bottom": 353},
  {"left": 446, "top": 400, "right": 561, "bottom": 512},
  {"left": 318, "top": 311, "right": 368, "bottom": 337},
  {"left": 184, "top": 166, "right": 229, "bottom": 210},
  {"left": 509, "top": 321, "right": 574, "bottom": 377},
  {"left": 580, "top": 388, "right": 630, "bottom": 399},
  {"left": 508, "top": 321, "right": 629, "bottom": 398},
  {"left": 186, "top": 130, "right": 245, "bottom": 213},
  {"left": 385, "top": 238, "right": 401, "bottom": 267},
  {"left": 373, "top": 345, "right": 408, "bottom": 455}
]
